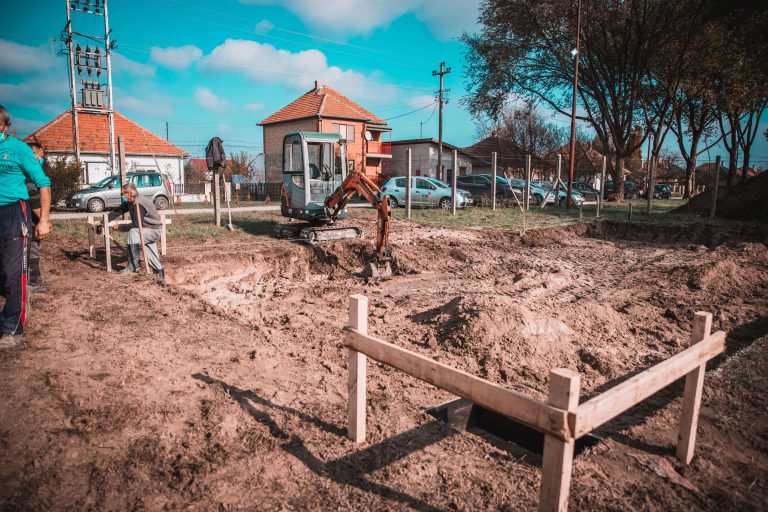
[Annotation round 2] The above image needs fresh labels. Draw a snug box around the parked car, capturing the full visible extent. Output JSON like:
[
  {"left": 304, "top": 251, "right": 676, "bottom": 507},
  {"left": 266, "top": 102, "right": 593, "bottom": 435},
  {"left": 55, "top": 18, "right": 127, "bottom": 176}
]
[
  {"left": 640, "top": 183, "right": 672, "bottom": 199},
  {"left": 456, "top": 174, "right": 523, "bottom": 204},
  {"left": 532, "top": 181, "right": 586, "bottom": 206},
  {"left": 603, "top": 180, "right": 640, "bottom": 199},
  {"left": 380, "top": 176, "right": 473, "bottom": 209},
  {"left": 507, "top": 179, "right": 554, "bottom": 205},
  {"left": 563, "top": 181, "right": 600, "bottom": 203},
  {"left": 66, "top": 171, "right": 172, "bottom": 212}
]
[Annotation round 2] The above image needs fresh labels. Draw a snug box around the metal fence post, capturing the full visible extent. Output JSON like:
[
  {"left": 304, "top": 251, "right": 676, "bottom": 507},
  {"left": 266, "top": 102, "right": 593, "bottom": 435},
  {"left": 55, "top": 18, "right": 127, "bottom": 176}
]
[
  {"left": 451, "top": 150, "right": 458, "bottom": 215},
  {"left": 406, "top": 148, "right": 412, "bottom": 220},
  {"left": 492, "top": 151, "right": 498, "bottom": 211}
]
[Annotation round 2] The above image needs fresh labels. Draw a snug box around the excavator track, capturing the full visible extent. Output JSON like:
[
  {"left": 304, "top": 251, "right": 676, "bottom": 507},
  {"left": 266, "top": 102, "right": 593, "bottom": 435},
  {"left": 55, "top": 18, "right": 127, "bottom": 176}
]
[{"left": 298, "top": 225, "right": 363, "bottom": 244}]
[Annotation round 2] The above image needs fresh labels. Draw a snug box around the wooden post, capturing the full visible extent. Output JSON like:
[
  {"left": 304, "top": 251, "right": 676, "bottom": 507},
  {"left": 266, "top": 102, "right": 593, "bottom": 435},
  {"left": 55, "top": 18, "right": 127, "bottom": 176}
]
[
  {"left": 525, "top": 155, "right": 532, "bottom": 210},
  {"left": 134, "top": 202, "right": 151, "bottom": 274},
  {"left": 406, "top": 148, "right": 412, "bottom": 220},
  {"left": 676, "top": 311, "right": 713, "bottom": 465},
  {"left": 709, "top": 156, "right": 721, "bottom": 221},
  {"left": 348, "top": 294, "right": 368, "bottom": 443},
  {"left": 539, "top": 369, "right": 581, "bottom": 512},
  {"left": 87, "top": 214, "right": 96, "bottom": 258},
  {"left": 451, "top": 150, "right": 458, "bottom": 215},
  {"left": 491, "top": 151, "right": 498, "bottom": 211},
  {"left": 213, "top": 167, "right": 221, "bottom": 227},
  {"left": 597, "top": 156, "right": 606, "bottom": 218},
  {"left": 160, "top": 213, "right": 167, "bottom": 256},
  {"left": 102, "top": 212, "right": 111, "bottom": 272},
  {"left": 118, "top": 136, "right": 126, "bottom": 185},
  {"left": 628, "top": 202, "right": 633, "bottom": 221}
]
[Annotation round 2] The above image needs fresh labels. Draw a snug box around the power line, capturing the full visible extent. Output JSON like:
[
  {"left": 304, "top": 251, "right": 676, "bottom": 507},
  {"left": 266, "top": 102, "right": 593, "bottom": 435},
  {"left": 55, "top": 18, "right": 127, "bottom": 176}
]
[{"left": 384, "top": 100, "right": 437, "bottom": 120}]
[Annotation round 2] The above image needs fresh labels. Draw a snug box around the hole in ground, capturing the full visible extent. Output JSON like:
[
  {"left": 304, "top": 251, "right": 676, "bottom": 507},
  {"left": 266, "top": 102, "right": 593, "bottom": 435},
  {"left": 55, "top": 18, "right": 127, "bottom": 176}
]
[{"left": 427, "top": 398, "right": 599, "bottom": 459}]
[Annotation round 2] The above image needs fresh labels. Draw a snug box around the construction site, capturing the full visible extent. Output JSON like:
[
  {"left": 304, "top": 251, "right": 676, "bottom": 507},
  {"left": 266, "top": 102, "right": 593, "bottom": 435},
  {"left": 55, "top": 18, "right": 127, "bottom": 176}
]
[{"left": 0, "top": 204, "right": 766, "bottom": 510}]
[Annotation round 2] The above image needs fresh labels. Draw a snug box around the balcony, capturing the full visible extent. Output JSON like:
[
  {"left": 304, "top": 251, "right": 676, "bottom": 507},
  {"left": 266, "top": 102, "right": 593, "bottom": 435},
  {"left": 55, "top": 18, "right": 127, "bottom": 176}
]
[{"left": 366, "top": 141, "right": 392, "bottom": 159}]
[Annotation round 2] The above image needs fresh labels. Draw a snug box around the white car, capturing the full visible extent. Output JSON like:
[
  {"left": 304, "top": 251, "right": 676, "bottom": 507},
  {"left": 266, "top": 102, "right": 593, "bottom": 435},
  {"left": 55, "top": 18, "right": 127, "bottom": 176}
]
[{"left": 381, "top": 177, "right": 473, "bottom": 209}]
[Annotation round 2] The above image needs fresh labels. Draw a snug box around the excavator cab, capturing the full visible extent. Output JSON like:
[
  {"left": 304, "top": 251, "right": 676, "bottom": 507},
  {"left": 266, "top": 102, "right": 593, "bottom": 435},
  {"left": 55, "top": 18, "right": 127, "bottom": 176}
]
[{"left": 281, "top": 132, "right": 348, "bottom": 223}]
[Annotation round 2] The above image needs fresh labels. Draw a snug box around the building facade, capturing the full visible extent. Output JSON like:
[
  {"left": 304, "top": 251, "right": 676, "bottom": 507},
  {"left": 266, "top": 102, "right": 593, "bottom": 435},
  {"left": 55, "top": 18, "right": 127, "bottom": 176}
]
[
  {"left": 388, "top": 139, "right": 473, "bottom": 181},
  {"left": 259, "top": 82, "right": 391, "bottom": 184},
  {"left": 25, "top": 110, "right": 187, "bottom": 186}
]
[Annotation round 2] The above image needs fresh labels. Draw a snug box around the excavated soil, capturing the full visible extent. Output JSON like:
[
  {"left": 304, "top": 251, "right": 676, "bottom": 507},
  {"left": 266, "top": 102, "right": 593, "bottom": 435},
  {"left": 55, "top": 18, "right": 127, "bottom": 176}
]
[{"left": 1, "top": 216, "right": 767, "bottom": 510}]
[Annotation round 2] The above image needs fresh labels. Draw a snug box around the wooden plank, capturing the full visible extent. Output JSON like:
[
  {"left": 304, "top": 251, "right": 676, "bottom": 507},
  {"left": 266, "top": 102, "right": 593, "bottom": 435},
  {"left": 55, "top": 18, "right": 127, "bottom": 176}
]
[
  {"left": 344, "top": 329, "right": 570, "bottom": 439},
  {"left": 87, "top": 218, "right": 171, "bottom": 226},
  {"left": 160, "top": 213, "right": 168, "bottom": 256},
  {"left": 539, "top": 369, "right": 581, "bottom": 512},
  {"left": 347, "top": 295, "right": 368, "bottom": 443},
  {"left": 574, "top": 330, "right": 725, "bottom": 438},
  {"left": 676, "top": 312, "right": 712, "bottom": 464},
  {"left": 102, "top": 213, "right": 111, "bottom": 272}
]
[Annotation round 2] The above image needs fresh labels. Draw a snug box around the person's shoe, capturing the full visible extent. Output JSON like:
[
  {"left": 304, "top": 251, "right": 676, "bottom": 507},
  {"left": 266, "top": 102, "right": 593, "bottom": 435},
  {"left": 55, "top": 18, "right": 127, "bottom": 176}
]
[
  {"left": 156, "top": 269, "right": 165, "bottom": 281},
  {"left": 119, "top": 267, "right": 137, "bottom": 275},
  {"left": 0, "top": 334, "right": 21, "bottom": 349}
]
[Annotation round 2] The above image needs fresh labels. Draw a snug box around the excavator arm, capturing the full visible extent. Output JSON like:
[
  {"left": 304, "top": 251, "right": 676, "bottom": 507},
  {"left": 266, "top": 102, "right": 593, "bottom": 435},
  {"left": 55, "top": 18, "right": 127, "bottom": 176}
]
[{"left": 324, "top": 170, "right": 391, "bottom": 256}]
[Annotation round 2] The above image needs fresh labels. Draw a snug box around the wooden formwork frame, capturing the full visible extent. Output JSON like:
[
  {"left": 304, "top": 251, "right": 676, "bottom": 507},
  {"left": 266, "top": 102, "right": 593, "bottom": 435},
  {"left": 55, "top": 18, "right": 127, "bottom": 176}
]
[
  {"left": 87, "top": 213, "right": 171, "bottom": 272},
  {"left": 343, "top": 295, "right": 724, "bottom": 511}
]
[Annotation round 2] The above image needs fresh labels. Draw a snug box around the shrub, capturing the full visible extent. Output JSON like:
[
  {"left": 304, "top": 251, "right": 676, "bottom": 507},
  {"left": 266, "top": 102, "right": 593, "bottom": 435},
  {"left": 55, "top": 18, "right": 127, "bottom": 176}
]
[{"left": 43, "top": 157, "right": 83, "bottom": 206}]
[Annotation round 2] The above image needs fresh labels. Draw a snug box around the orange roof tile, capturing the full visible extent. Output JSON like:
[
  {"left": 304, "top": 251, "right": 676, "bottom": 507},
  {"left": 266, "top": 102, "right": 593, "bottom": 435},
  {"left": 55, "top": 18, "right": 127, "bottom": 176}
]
[
  {"left": 259, "top": 84, "right": 387, "bottom": 126},
  {"left": 25, "top": 109, "right": 187, "bottom": 156}
]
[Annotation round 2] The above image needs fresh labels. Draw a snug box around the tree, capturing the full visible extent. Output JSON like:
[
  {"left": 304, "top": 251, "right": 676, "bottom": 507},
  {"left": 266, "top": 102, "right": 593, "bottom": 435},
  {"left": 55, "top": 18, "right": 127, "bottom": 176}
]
[
  {"left": 476, "top": 103, "right": 566, "bottom": 157},
  {"left": 44, "top": 157, "right": 82, "bottom": 206},
  {"left": 228, "top": 151, "right": 258, "bottom": 181},
  {"left": 463, "top": 0, "right": 708, "bottom": 200}
]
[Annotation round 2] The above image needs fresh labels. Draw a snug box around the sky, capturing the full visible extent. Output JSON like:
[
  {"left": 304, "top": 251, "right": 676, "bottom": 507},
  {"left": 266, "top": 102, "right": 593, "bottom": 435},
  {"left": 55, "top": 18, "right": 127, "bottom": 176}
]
[{"left": 2, "top": 0, "right": 766, "bottom": 167}]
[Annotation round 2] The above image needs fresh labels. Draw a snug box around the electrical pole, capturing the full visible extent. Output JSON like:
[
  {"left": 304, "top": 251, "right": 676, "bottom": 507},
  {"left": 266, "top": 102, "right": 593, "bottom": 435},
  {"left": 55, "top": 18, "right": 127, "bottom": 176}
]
[
  {"left": 432, "top": 62, "right": 451, "bottom": 181},
  {"left": 565, "top": 0, "right": 582, "bottom": 210},
  {"left": 165, "top": 121, "right": 169, "bottom": 141},
  {"left": 62, "top": 0, "right": 116, "bottom": 180}
]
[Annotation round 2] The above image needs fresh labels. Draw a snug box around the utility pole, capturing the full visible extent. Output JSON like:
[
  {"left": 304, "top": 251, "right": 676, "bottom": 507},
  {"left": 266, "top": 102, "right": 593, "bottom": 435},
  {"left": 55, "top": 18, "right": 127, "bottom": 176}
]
[
  {"left": 165, "top": 121, "right": 169, "bottom": 141},
  {"left": 432, "top": 62, "right": 451, "bottom": 181},
  {"left": 565, "top": 0, "right": 582, "bottom": 209},
  {"left": 62, "top": 0, "right": 116, "bottom": 178}
]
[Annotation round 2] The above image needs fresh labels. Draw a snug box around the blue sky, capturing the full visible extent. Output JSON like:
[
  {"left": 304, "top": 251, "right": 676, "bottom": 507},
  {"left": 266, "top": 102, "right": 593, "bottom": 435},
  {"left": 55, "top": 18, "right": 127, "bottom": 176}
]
[
  {"left": 2, "top": 0, "right": 484, "bottom": 158},
  {"left": 2, "top": 0, "right": 765, "bottom": 167}
]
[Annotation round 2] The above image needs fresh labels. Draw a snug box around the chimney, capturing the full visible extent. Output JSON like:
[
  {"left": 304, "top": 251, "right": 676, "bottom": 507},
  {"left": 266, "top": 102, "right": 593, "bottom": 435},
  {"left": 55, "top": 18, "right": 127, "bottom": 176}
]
[{"left": 314, "top": 80, "right": 323, "bottom": 93}]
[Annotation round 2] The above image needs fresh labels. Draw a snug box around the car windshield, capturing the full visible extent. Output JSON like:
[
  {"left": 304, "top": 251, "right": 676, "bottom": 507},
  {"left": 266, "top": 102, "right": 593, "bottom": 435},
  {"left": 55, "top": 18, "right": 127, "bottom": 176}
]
[
  {"left": 426, "top": 178, "right": 450, "bottom": 188},
  {"left": 94, "top": 176, "right": 117, "bottom": 188}
]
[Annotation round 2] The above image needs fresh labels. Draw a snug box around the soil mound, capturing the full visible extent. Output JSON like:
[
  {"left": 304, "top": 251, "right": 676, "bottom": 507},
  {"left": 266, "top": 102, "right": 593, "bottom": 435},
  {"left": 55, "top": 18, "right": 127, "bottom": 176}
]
[
  {"left": 674, "top": 171, "right": 768, "bottom": 221},
  {"left": 413, "top": 295, "right": 578, "bottom": 391}
]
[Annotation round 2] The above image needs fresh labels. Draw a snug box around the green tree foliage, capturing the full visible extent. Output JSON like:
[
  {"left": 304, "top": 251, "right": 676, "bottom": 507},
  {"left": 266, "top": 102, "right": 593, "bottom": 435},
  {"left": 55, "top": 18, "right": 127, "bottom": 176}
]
[{"left": 43, "top": 157, "right": 82, "bottom": 206}]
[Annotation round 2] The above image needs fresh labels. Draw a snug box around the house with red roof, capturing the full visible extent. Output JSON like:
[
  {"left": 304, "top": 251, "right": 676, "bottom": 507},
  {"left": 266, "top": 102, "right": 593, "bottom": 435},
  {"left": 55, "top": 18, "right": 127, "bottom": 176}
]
[
  {"left": 25, "top": 109, "right": 187, "bottom": 186},
  {"left": 258, "top": 81, "right": 392, "bottom": 184}
]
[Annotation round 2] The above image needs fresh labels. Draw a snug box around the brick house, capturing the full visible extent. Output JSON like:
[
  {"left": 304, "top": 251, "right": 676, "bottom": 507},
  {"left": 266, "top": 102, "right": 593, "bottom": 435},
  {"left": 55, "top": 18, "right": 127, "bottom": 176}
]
[
  {"left": 25, "top": 109, "right": 187, "bottom": 186},
  {"left": 388, "top": 139, "right": 473, "bottom": 181},
  {"left": 258, "top": 81, "right": 391, "bottom": 184}
]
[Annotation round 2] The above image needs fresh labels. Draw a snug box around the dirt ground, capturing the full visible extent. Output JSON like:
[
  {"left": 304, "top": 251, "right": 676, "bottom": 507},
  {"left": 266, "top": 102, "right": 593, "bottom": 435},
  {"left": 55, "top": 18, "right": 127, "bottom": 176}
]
[{"left": 1, "top": 213, "right": 767, "bottom": 511}]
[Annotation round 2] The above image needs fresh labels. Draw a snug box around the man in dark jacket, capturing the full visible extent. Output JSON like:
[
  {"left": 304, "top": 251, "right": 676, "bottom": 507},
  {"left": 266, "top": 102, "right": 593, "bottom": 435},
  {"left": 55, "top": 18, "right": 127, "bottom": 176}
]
[{"left": 102, "top": 183, "right": 164, "bottom": 279}]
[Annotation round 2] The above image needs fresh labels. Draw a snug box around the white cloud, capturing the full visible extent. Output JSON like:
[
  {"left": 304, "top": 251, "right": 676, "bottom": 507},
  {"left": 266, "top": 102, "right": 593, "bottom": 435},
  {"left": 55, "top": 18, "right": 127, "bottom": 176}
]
[
  {"left": 0, "top": 77, "right": 69, "bottom": 116},
  {"left": 195, "top": 86, "right": 230, "bottom": 111},
  {"left": 245, "top": 102, "right": 265, "bottom": 111},
  {"left": 112, "top": 53, "right": 156, "bottom": 77},
  {"left": 408, "top": 95, "right": 436, "bottom": 109},
  {"left": 240, "top": 0, "right": 480, "bottom": 39},
  {"left": 199, "top": 39, "right": 398, "bottom": 101},
  {"left": 0, "top": 39, "right": 57, "bottom": 75},
  {"left": 150, "top": 45, "right": 203, "bottom": 71},
  {"left": 255, "top": 20, "right": 274, "bottom": 32},
  {"left": 119, "top": 94, "right": 173, "bottom": 118}
]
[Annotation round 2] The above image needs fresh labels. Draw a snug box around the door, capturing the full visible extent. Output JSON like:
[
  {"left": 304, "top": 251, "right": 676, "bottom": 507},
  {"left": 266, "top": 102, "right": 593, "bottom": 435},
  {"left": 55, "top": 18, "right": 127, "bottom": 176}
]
[
  {"left": 415, "top": 178, "right": 436, "bottom": 206},
  {"left": 102, "top": 176, "right": 123, "bottom": 207},
  {"left": 282, "top": 134, "right": 305, "bottom": 208}
]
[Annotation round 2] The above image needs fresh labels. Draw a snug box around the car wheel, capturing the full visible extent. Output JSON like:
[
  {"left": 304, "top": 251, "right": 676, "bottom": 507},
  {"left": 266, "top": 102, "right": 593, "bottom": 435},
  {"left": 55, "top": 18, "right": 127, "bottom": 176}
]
[
  {"left": 531, "top": 194, "right": 543, "bottom": 206},
  {"left": 388, "top": 195, "right": 399, "bottom": 208},
  {"left": 154, "top": 196, "right": 169, "bottom": 210},
  {"left": 559, "top": 196, "right": 567, "bottom": 207},
  {"left": 87, "top": 198, "right": 105, "bottom": 213},
  {"left": 439, "top": 197, "right": 452, "bottom": 210}
]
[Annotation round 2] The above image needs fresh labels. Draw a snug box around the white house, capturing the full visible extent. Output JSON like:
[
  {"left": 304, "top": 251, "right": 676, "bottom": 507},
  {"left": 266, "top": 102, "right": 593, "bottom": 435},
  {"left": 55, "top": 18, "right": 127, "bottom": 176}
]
[
  {"left": 25, "top": 109, "right": 187, "bottom": 186},
  {"left": 388, "top": 138, "right": 473, "bottom": 181}
]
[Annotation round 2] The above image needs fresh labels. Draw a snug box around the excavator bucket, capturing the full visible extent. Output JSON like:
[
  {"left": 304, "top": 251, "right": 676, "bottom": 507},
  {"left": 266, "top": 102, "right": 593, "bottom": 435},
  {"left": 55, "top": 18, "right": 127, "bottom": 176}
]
[
  {"left": 299, "top": 225, "right": 363, "bottom": 244},
  {"left": 363, "top": 261, "right": 393, "bottom": 279}
]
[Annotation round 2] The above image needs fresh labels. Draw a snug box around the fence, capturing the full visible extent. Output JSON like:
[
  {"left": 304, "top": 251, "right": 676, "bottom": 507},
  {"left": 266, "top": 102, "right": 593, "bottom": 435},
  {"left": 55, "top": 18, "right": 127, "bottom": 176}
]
[
  {"left": 343, "top": 295, "right": 725, "bottom": 511},
  {"left": 175, "top": 182, "right": 283, "bottom": 202}
]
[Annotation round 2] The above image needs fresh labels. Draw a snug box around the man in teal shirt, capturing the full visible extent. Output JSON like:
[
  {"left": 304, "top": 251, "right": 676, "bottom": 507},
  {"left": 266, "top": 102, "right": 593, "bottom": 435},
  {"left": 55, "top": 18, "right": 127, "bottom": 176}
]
[{"left": 0, "top": 105, "right": 53, "bottom": 348}]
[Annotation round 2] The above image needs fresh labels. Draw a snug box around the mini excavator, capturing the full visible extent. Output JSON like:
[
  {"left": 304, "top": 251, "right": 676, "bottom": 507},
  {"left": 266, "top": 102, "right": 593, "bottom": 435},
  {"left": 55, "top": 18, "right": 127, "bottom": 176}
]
[{"left": 276, "top": 132, "right": 392, "bottom": 277}]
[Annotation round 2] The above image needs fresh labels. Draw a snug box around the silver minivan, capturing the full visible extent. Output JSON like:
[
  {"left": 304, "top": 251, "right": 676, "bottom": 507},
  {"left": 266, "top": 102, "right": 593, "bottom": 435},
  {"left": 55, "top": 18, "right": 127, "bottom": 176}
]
[
  {"left": 381, "top": 176, "right": 473, "bottom": 209},
  {"left": 66, "top": 172, "right": 172, "bottom": 212}
]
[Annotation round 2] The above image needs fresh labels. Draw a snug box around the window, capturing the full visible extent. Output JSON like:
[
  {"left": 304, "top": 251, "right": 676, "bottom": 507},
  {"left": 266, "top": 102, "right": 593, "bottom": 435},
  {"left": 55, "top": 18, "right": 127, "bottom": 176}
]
[
  {"left": 283, "top": 134, "right": 303, "bottom": 174},
  {"left": 132, "top": 174, "right": 158, "bottom": 188},
  {"left": 415, "top": 178, "right": 432, "bottom": 190},
  {"left": 332, "top": 123, "right": 355, "bottom": 142},
  {"left": 149, "top": 174, "right": 161, "bottom": 187},
  {"left": 395, "top": 178, "right": 406, "bottom": 187}
]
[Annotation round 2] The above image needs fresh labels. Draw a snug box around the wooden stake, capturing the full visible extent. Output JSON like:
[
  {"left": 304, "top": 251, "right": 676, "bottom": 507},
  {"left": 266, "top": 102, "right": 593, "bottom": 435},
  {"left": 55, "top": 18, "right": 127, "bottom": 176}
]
[
  {"left": 539, "top": 369, "right": 581, "bottom": 512},
  {"left": 134, "top": 202, "right": 151, "bottom": 274},
  {"left": 348, "top": 294, "right": 368, "bottom": 443},
  {"left": 491, "top": 151, "right": 498, "bottom": 211},
  {"left": 160, "top": 213, "right": 167, "bottom": 256},
  {"left": 102, "top": 212, "right": 111, "bottom": 272},
  {"left": 676, "top": 311, "right": 712, "bottom": 464},
  {"left": 87, "top": 214, "right": 96, "bottom": 258}
]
